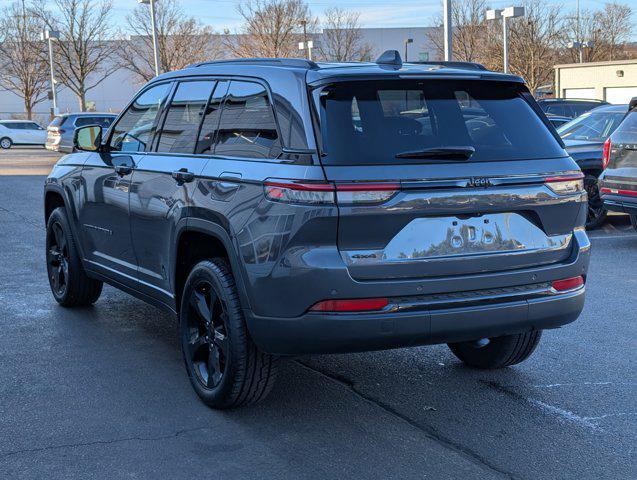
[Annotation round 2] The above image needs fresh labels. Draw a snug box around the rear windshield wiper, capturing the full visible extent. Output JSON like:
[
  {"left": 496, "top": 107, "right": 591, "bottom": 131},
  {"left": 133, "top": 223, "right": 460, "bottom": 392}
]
[{"left": 395, "top": 146, "right": 476, "bottom": 160}]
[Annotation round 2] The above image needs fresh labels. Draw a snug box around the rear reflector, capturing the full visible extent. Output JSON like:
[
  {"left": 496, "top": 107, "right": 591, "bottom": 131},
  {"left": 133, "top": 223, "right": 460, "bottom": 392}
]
[
  {"left": 551, "top": 276, "right": 584, "bottom": 292},
  {"left": 310, "top": 298, "right": 389, "bottom": 312},
  {"left": 545, "top": 173, "right": 584, "bottom": 195},
  {"left": 600, "top": 187, "right": 637, "bottom": 197}
]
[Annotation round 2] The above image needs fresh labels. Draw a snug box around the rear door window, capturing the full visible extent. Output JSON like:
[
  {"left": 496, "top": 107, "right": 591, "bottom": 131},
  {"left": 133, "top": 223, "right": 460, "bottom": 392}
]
[
  {"left": 214, "top": 81, "right": 281, "bottom": 159},
  {"left": 157, "top": 80, "right": 216, "bottom": 154},
  {"left": 196, "top": 80, "right": 228, "bottom": 154},
  {"left": 315, "top": 80, "right": 566, "bottom": 165}
]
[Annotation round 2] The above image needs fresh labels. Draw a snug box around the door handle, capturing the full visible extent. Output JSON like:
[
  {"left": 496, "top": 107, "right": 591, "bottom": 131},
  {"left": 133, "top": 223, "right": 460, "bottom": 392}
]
[
  {"left": 115, "top": 165, "right": 132, "bottom": 176},
  {"left": 172, "top": 168, "right": 195, "bottom": 185}
]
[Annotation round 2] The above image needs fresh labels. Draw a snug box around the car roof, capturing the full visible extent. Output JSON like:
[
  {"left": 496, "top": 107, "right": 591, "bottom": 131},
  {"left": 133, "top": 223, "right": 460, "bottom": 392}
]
[
  {"left": 0, "top": 119, "right": 37, "bottom": 123},
  {"left": 154, "top": 56, "right": 524, "bottom": 86},
  {"left": 588, "top": 104, "right": 628, "bottom": 112},
  {"left": 59, "top": 113, "right": 116, "bottom": 118}
]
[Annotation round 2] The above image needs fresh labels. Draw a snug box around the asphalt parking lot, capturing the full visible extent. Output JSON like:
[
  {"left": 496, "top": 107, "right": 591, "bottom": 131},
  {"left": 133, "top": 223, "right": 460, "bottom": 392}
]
[{"left": 0, "top": 148, "right": 635, "bottom": 479}]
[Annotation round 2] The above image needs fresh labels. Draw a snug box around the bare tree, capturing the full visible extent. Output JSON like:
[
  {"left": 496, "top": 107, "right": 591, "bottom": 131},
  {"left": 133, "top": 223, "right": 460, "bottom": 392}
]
[
  {"left": 0, "top": 0, "right": 49, "bottom": 119},
  {"left": 227, "top": 0, "right": 317, "bottom": 58},
  {"left": 506, "top": 0, "right": 562, "bottom": 94},
  {"left": 32, "top": 0, "right": 119, "bottom": 111},
  {"left": 318, "top": 7, "right": 372, "bottom": 62},
  {"left": 561, "top": 1, "right": 634, "bottom": 63},
  {"left": 427, "top": 0, "right": 489, "bottom": 63},
  {"left": 117, "top": 0, "right": 221, "bottom": 83}
]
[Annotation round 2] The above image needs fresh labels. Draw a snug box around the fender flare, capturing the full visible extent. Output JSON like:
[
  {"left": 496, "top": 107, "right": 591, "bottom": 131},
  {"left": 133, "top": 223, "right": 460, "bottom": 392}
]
[
  {"left": 43, "top": 183, "right": 88, "bottom": 262},
  {"left": 173, "top": 217, "right": 252, "bottom": 312}
]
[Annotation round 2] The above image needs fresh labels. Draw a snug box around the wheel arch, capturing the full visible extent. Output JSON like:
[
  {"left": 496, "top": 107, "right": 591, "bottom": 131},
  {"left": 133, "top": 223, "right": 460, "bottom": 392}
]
[{"left": 173, "top": 218, "right": 252, "bottom": 315}]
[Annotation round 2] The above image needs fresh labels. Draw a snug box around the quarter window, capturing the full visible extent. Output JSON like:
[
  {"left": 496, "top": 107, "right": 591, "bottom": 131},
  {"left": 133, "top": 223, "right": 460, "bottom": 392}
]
[
  {"left": 157, "top": 80, "right": 216, "bottom": 154},
  {"left": 196, "top": 81, "right": 228, "bottom": 155},
  {"left": 109, "top": 83, "right": 171, "bottom": 152},
  {"left": 214, "top": 81, "right": 281, "bottom": 159}
]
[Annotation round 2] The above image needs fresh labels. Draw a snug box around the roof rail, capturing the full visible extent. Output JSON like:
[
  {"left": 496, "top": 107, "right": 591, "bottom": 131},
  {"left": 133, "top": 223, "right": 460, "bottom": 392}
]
[
  {"left": 188, "top": 58, "right": 320, "bottom": 70},
  {"left": 411, "top": 61, "right": 488, "bottom": 71}
]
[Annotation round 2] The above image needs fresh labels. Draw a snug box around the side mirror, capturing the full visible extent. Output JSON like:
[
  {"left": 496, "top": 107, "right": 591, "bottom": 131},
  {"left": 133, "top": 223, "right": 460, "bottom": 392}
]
[{"left": 74, "top": 125, "right": 102, "bottom": 152}]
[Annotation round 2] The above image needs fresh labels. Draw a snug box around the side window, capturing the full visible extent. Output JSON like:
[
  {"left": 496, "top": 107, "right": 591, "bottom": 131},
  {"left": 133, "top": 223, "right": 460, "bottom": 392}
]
[
  {"left": 196, "top": 81, "right": 229, "bottom": 154},
  {"left": 214, "top": 81, "right": 281, "bottom": 159},
  {"left": 75, "top": 117, "right": 96, "bottom": 127},
  {"left": 157, "top": 80, "right": 216, "bottom": 154},
  {"left": 109, "top": 83, "right": 171, "bottom": 153}
]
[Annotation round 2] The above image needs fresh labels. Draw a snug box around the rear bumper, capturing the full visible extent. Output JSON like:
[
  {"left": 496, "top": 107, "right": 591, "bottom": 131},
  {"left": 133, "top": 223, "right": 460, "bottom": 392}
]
[
  {"left": 602, "top": 194, "right": 637, "bottom": 216},
  {"left": 247, "top": 287, "right": 585, "bottom": 355}
]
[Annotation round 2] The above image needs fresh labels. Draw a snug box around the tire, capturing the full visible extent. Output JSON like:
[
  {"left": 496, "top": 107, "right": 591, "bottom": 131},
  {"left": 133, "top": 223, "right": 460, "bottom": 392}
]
[
  {"left": 584, "top": 173, "right": 607, "bottom": 230},
  {"left": 179, "top": 258, "right": 278, "bottom": 409},
  {"left": 630, "top": 215, "right": 637, "bottom": 232},
  {"left": 46, "top": 207, "right": 103, "bottom": 307},
  {"left": 0, "top": 137, "right": 12, "bottom": 149},
  {"left": 448, "top": 331, "right": 542, "bottom": 369}
]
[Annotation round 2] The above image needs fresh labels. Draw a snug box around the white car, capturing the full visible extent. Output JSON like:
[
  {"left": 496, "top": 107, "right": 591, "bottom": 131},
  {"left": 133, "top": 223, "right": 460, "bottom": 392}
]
[{"left": 0, "top": 120, "right": 47, "bottom": 149}]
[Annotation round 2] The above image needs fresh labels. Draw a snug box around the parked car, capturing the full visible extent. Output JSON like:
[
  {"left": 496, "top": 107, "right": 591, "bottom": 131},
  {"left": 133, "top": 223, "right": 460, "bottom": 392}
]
[
  {"left": 599, "top": 98, "right": 637, "bottom": 231},
  {"left": 0, "top": 120, "right": 46, "bottom": 149},
  {"left": 537, "top": 98, "right": 608, "bottom": 119},
  {"left": 46, "top": 113, "right": 116, "bottom": 153},
  {"left": 546, "top": 114, "right": 572, "bottom": 129},
  {"left": 557, "top": 104, "right": 629, "bottom": 228},
  {"left": 44, "top": 53, "right": 590, "bottom": 409}
]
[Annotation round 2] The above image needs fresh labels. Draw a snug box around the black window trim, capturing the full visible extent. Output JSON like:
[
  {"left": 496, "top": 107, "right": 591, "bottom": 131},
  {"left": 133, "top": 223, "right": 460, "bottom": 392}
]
[
  {"left": 105, "top": 79, "right": 175, "bottom": 154},
  {"left": 147, "top": 74, "right": 288, "bottom": 163}
]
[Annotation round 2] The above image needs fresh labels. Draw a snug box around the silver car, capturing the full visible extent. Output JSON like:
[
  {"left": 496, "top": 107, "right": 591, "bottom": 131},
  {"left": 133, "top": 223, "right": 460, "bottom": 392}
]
[{"left": 46, "top": 113, "right": 116, "bottom": 153}]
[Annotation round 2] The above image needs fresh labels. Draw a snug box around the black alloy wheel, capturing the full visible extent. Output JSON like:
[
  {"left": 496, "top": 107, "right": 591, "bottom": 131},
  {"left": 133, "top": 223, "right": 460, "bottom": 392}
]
[
  {"left": 179, "top": 259, "right": 278, "bottom": 409},
  {"left": 183, "top": 279, "right": 230, "bottom": 390},
  {"left": 46, "top": 220, "right": 70, "bottom": 297},
  {"left": 584, "top": 173, "right": 607, "bottom": 229}
]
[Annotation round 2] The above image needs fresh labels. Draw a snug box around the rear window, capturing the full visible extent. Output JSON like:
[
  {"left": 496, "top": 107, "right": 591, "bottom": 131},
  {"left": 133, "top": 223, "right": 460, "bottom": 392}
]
[
  {"left": 557, "top": 110, "right": 626, "bottom": 142},
  {"left": 611, "top": 111, "right": 637, "bottom": 142},
  {"left": 314, "top": 80, "right": 566, "bottom": 165}
]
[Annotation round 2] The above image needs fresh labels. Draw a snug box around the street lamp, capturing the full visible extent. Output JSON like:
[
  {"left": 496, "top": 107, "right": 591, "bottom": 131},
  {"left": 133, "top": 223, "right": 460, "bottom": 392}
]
[
  {"left": 486, "top": 6, "right": 525, "bottom": 74},
  {"left": 404, "top": 38, "right": 414, "bottom": 62},
  {"left": 138, "top": 0, "right": 160, "bottom": 77},
  {"left": 443, "top": 0, "right": 452, "bottom": 61},
  {"left": 41, "top": 29, "right": 60, "bottom": 117},
  {"left": 568, "top": 41, "right": 594, "bottom": 63}
]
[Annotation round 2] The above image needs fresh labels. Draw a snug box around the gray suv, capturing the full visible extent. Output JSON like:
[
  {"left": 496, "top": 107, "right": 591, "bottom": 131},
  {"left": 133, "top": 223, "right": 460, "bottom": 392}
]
[
  {"left": 44, "top": 53, "right": 590, "bottom": 409},
  {"left": 46, "top": 113, "right": 116, "bottom": 153}
]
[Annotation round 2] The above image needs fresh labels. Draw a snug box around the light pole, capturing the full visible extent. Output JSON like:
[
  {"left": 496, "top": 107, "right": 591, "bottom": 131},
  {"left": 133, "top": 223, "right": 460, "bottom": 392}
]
[
  {"left": 299, "top": 19, "right": 312, "bottom": 60},
  {"left": 139, "top": 0, "right": 160, "bottom": 77},
  {"left": 41, "top": 29, "right": 60, "bottom": 117},
  {"left": 486, "top": 6, "right": 525, "bottom": 74},
  {"left": 404, "top": 38, "right": 413, "bottom": 62},
  {"left": 443, "top": 0, "right": 452, "bottom": 61}
]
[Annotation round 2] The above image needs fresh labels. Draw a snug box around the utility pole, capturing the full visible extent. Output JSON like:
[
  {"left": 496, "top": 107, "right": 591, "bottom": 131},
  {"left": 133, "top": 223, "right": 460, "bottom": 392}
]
[
  {"left": 139, "top": 0, "right": 161, "bottom": 76},
  {"left": 41, "top": 29, "right": 60, "bottom": 117},
  {"left": 443, "top": 0, "right": 452, "bottom": 61}
]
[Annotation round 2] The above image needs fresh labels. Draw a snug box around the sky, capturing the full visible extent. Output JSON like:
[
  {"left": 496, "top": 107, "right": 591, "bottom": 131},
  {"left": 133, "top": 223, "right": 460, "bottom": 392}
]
[{"left": 2, "top": 0, "right": 636, "bottom": 34}]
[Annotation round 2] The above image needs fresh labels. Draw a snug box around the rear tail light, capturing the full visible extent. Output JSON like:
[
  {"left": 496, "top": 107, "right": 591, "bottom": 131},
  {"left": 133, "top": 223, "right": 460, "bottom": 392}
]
[
  {"left": 551, "top": 276, "right": 584, "bottom": 292},
  {"left": 309, "top": 297, "right": 389, "bottom": 312},
  {"left": 264, "top": 181, "right": 400, "bottom": 205},
  {"left": 602, "top": 138, "right": 611, "bottom": 169},
  {"left": 264, "top": 182, "right": 334, "bottom": 205},
  {"left": 335, "top": 183, "right": 399, "bottom": 205},
  {"left": 545, "top": 173, "right": 584, "bottom": 195}
]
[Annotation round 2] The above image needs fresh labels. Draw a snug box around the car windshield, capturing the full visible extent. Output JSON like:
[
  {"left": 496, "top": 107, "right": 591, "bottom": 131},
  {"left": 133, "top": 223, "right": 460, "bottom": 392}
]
[
  {"left": 557, "top": 110, "right": 626, "bottom": 142},
  {"left": 314, "top": 79, "right": 566, "bottom": 165}
]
